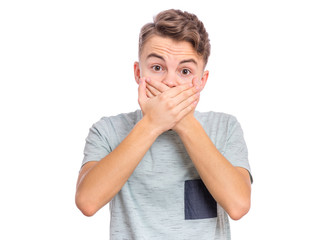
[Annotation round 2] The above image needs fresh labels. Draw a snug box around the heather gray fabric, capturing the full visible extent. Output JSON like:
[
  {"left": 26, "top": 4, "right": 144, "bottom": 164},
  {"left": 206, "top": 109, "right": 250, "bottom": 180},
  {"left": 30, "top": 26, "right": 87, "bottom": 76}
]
[{"left": 82, "top": 110, "right": 252, "bottom": 240}]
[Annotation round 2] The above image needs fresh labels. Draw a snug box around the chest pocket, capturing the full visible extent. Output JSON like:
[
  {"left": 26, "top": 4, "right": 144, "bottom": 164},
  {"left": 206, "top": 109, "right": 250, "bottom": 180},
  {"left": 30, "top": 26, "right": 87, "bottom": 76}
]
[{"left": 184, "top": 179, "right": 218, "bottom": 220}]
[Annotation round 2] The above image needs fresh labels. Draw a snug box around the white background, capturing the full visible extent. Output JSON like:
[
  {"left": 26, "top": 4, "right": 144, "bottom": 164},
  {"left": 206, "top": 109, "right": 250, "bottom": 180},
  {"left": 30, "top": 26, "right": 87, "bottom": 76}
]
[{"left": 1, "top": 0, "right": 335, "bottom": 239}]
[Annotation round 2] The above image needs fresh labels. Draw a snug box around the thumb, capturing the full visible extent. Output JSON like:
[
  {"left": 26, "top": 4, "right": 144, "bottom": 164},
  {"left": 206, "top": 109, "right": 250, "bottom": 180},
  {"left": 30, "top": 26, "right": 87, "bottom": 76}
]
[{"left": 138, "top": 77, "right": 148, "bottom": 104}]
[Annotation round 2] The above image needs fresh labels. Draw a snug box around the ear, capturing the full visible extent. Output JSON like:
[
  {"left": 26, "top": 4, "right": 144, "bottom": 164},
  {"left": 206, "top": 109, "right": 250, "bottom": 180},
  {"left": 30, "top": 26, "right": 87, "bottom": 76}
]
[
  {"left": 199, "top": 70, "right": 209, "bottom": 91},
  {"left": 134, "top": 62, "right": 141, "bottom": 84}
]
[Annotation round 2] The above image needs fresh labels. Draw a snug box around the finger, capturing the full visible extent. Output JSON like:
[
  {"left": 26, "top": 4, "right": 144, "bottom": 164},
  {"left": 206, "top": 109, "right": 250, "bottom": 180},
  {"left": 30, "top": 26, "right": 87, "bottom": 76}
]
[
  {"left": 138, "top": 78, "right": 148, "bottom": 103},
  {"left": 175, "top": 85, "right": 200, "bottom": 105},
  {"left": 194, "top": 94, "right": 200, "bottom": 105},
  {"left": 146, "top": 84, "right": 161, "bottom": 96},
  {"left": 146, "top": 88, "right": 155, "bottom": 98},
  {"left": 145, "top": 78, "right": 170, "bottom": 92},
  {"left": 163, "top": 83, "right": 193, "bottom": 98},
  {"left": 175, "top": 96, "right": 198, "bottom": 121},
  {"left": 175, "top": 91, "right": 200, "bottom": 113}
]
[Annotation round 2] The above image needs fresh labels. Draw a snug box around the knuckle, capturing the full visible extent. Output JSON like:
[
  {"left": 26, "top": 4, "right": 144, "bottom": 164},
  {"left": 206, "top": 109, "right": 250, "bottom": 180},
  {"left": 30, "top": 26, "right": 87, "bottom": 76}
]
[
  {"left": 166, "top": 100, "right": 174, "bottom": 109},
  {"left": 159, "top": 94, "right": 167, "bottom": 101},
  {"left": 171, "top": 108, "right": 178, "bottom": 116}
]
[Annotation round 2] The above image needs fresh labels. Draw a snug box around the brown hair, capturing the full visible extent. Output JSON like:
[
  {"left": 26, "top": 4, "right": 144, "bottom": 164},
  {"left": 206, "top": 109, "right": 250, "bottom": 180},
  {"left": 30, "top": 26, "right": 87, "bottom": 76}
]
[{"left": 138, "top": 9, "right": 211, "bottom": 66}]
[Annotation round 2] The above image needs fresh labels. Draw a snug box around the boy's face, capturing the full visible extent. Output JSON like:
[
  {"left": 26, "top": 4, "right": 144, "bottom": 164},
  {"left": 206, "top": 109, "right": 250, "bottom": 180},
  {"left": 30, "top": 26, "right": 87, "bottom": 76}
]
[{"left": 134, "top": 35, "right": 208, "bottom": 89}]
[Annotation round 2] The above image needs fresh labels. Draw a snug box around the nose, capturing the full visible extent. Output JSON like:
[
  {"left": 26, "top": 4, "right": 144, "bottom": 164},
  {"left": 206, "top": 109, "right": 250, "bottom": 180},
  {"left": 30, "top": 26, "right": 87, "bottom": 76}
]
[{"left": 162, "top": 72, "right": 178, "bottom": 88}]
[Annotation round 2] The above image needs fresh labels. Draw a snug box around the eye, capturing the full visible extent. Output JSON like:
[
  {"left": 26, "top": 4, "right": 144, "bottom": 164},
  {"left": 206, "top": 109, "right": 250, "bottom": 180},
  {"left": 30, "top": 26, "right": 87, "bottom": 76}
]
[
  {"left": 181, "top": 68, "right": 191, "bottom": 76},
  {"left": 152, "top": 65, "right": 163, "bottom": 72}
]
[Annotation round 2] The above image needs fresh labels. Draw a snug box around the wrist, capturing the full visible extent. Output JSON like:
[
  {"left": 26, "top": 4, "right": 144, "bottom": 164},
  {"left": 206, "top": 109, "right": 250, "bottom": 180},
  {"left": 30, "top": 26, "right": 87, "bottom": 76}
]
[
  {"left": 140, "top": 115, "right": 165, "bottom": 137},
  {"left": 173, "top": 114, "right": 198, "bottom": 136}
]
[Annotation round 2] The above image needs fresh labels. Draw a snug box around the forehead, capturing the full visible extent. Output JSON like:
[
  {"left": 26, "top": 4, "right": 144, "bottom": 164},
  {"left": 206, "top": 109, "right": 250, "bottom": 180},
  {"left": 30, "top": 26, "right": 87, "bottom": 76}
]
[{"left": 141, "top": 35, "right": 203, "bottom": 64}]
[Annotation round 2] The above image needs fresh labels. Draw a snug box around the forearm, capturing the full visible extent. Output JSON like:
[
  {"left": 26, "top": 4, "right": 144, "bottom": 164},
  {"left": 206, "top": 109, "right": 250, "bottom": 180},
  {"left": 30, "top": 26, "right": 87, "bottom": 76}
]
[
  {"left": 176, "top": 117, "right": 251, "bottom": 220},
  {"left": 76, "top": 116, "right": 160, "bottom": 216}
]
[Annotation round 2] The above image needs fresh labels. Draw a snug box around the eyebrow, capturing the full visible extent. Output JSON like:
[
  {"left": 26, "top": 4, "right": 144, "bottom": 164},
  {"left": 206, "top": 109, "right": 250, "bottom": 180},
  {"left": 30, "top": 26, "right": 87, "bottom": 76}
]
[
  {"left": 146, "top": 53, "right": 165, "bottom": 61},
  {"left": 146, "top": 53, "right": 198, "bottom": 66},
  {"left": 180, "top": 58, "right": 198, "bottom": 66}
]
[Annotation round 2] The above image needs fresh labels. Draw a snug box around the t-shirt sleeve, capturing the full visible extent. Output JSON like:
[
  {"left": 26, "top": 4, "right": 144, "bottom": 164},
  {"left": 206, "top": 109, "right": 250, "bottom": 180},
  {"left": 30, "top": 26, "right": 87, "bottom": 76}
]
[
  {"left": 82, "top": 119, "right": 112, "bottom": 167},
  {"left": 222, "top": 116, "right": 253, "bottom": 183}
]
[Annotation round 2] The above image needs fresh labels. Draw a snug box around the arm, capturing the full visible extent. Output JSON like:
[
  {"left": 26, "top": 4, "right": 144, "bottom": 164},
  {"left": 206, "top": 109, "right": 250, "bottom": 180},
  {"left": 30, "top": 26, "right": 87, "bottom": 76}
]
[
  {"left": 75, "top": 116, "right": 159, "bottom": 216},
  {"left": 146, "top": 79, "right": 251, "bottom": 220},
  {"left": 75, "top": 78, "right": 200, "bottom": 216},
  {"left": 175, "top": 116, "right": 251, "bottom": 220}
]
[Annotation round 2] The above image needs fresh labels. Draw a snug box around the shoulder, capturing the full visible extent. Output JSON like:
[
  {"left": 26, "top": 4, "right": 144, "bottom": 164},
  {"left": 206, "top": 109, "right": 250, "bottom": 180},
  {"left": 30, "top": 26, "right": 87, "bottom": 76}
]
[
  {"left": 94, "top": 110, "right": 141, "bottom": 127},
  {"left": 89, "top": 110, "right": 141, "bottom": 135},
  {"left": 195, "top": 111, "right": 244, "bottom": 143}
]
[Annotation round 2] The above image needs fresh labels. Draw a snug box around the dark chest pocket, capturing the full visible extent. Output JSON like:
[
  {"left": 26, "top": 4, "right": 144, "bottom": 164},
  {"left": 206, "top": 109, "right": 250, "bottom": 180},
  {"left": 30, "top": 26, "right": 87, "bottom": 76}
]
[{"left": 184, "top": 179, "right": 218, "bottom": 220}]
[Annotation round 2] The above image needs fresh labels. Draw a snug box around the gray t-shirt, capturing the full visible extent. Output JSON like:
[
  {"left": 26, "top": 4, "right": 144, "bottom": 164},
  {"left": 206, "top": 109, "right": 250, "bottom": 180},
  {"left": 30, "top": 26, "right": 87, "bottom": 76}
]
[{"left": 82, "top": 110, "right": 252, "bottom": 240}]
